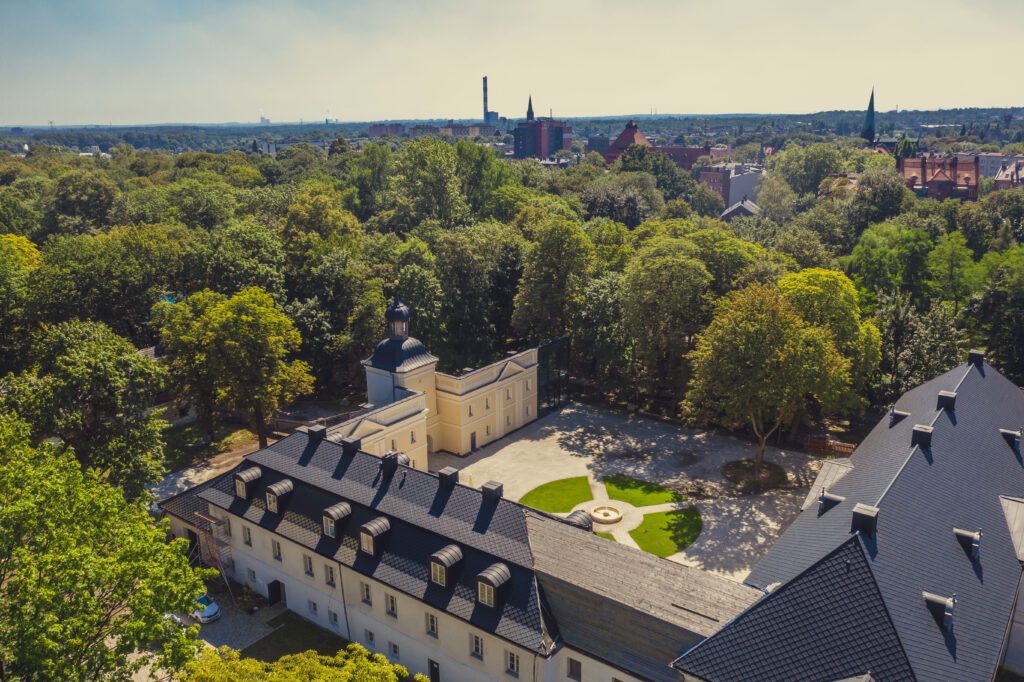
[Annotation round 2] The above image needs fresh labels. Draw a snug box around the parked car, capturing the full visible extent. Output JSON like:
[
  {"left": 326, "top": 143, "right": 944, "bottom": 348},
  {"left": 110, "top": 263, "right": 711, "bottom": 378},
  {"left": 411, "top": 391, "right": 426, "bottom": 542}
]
[{"left": 192, "top": 594, "right": 221, "bottom": 623}]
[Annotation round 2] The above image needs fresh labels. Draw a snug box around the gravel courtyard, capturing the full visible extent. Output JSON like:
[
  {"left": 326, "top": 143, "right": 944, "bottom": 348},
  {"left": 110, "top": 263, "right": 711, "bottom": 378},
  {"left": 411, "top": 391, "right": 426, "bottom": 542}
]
[{"left": 432, "top": 402, "right": 820, "bottom": 583}]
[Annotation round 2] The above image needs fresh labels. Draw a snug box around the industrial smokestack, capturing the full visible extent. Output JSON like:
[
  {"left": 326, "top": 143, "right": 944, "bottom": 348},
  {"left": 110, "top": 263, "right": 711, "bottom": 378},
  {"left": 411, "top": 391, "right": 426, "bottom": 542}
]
[{"left": 482, "top": 76, "right": 488, "bottom": 122}]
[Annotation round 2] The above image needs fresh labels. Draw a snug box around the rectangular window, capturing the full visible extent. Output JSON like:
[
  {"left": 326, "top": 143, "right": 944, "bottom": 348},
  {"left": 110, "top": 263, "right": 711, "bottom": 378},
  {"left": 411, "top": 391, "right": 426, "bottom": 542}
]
[
  {"left": 234, "top": 479, "right": 246, "bottom": 498},
  {"left": 271, "top": 539, "right": 282, "bottom": 561},
  {"left": 303, "top": 554, "right": 314, "bottom": 577},
  {"left": 431, "top": 562, "right": 446, "bottom": 587},
  {"left": 426, "top": 613, "right": 438, "bottom": 637},
  {"left": 325, "top": 564, "right": 336, "bottom": 587},
  {"left": 526, "top": 380, "right": 531, "bottom": 391},
  {"left": 468, "top": 405, "right": 474, "bottom": 417},
  {"left": 323, "top": 516, "right": 335, "bottom": 538},
  {"left": 478, "top": 582, "right": 495, "bottom": 607},
  {"left": 266, "top": 493, "right": 278, "bottom": 514},
  {"left": 242, "top": 525, "right": 252, "bottom": 546},
  {"left": 390, "top": 439, "right": 396, "bottom": 450},
  {"left": 307, "top": 599, "right": 318, "bottom": 615},
  {"left": 360, "top": 531, "right": 374, "bottom": 555},
  {"left": 485, "top": 398, "right": 490, "bottom": 410},
  {"left": 506, "top": 651, "right": 520, "bottom": 676},
  {"left": 525, "top": 405, "right": 530, "bottom": 416},
  {"left": 385, "top": 593, "right": 397, "bottom": 617},
  {"left": 365, "top": 629, "right": 375, "bottom": 649},
  {"left": 567, "top": 658, "right": 582, "bottom": 681},
  {"left": 486, "top": 425, "right": 491, "bottom": 436},
  {"left": 410, "top": 430, "right": 416, "bottom": 444},
  {"left": 471, "top": 634, "right": 484, "bottom": 659},
  {"left": 506, "top": 388, "right": 511, "bottom": 400},
  {"left": 389, "top": 642, "right": 400, "bottom": 659},
  {"left": 223, "top": 518, "right": 232, "bottom": 537},
  {"left": 360, "top": 582, "right": 372, "bottom": 605},
  {"left": 506, "top": 415, "right": 511, "bottom": 426},
  {"left": 246, "top": 568, "right": 256, "bottom": 584},
  {"left": 329, "top": 609, "right": 339, "bottom": 626}
]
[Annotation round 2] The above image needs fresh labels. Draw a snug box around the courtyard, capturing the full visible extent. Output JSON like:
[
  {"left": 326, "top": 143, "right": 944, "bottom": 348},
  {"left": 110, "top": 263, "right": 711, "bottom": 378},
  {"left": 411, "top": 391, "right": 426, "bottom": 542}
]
[{"left": 432, "top": 402, "right": 820, "bottom": 583}]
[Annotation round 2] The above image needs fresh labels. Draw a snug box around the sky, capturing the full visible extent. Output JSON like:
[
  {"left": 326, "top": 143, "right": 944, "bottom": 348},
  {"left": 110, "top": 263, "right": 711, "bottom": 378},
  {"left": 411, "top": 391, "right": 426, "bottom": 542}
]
[{"left": 1, "top": 0, "right": 1021, "bottom": 126}]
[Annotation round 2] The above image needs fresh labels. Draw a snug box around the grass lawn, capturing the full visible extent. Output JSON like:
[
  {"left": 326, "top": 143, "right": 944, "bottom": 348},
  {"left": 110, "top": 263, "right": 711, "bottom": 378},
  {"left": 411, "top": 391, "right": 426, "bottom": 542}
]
[
  {"left": 518, "top": 476, "right": 593, "bottom": 513},
  {"left": 604, "top": 475, "right": 683, "bottom": 507},
  {"left": 163, "top": 422, "right": 256, "bottom": 471},
  {"left": 241, "top": 610, "right": 349, "bottom": 662},
  {"left": 628, "top": 507, "right": 703, "bottom": 558}
]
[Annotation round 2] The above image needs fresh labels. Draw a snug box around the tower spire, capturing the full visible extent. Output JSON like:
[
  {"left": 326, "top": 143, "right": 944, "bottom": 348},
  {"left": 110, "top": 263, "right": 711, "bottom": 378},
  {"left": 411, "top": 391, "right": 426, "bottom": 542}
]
[
  {"left": 861, "top": 87, "right": 876, "bottom": 143},
  {"left": 526, "top": 95, "right": 534, "bottom": 121}
]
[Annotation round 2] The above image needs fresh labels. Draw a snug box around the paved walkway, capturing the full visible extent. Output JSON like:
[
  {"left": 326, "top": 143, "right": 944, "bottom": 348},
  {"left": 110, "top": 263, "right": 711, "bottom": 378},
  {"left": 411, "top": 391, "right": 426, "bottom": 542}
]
[{"left": 431, "top": 402, "right": 819, "bottom": 582}]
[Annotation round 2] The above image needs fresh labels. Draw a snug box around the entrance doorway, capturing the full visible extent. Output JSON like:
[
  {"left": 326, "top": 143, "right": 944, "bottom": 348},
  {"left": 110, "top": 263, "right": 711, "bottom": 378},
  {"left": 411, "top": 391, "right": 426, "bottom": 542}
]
[
  {"left": 428, "top": 659, "right": 440, "bottom": 682},
  {"left": 267, "top": 579, "right": 286, "bottom": 605}
]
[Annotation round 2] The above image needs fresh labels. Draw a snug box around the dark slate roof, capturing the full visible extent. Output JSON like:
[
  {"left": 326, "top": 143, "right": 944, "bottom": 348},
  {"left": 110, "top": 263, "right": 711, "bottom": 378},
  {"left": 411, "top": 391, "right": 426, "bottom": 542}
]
[
  {"left": 159, "top": 475, "right": 221, "bottom": 532},
  {"left": 193, "top": 433, "right": 551, "bottom": 652},
  {"left": 362, "top": 336, "right": 438, "bottom": 373},
  {"left": 719, "top": 198, "right": 760, "bottom": 221},
  {"left": 679, "top": 359, "right": 1024, "bottom": 682},
  {"left": 527, "top": 511, "right": 759, "bottom": 682},
  {"left": 674, "top": 537, "right": 914, "bottom": 682}
]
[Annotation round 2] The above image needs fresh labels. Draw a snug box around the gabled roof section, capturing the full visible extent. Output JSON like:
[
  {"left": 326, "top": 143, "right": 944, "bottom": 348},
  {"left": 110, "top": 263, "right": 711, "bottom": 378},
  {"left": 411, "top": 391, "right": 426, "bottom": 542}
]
[
  {"left": 801, "top": 458, "right": 854, "bottom": 510},
  {"left": 738, "top": 358, "right": 1024, "bottom": 682},
  {"left": 674, "top": 537, "right": 915, "bottom": 682}
]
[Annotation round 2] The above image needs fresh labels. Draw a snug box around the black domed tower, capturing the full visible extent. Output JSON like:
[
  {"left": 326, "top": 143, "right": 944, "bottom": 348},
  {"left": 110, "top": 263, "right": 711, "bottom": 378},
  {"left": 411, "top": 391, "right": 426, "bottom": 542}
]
[
  {"left": 363, "top": 296, "right": 438, "bottom": 406},
  {"left": 385, "top": 296, "right": 411, "bottom": 341}
]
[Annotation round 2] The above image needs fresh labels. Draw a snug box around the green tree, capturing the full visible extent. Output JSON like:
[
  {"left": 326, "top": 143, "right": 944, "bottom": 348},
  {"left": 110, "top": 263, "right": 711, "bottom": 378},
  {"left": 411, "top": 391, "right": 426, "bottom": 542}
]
[
  {"left": 571, "top": 272, "right": 628, "bottom": 385},
  {"left": 768, "top": 143, "right": 843, "bottom": 196},
  {"left": 687, "top": 182, "right": 726, "bottom": 218},
  {"left": 159, "top": 287, "right": 314, "bottom": 448},
  {"left": 926, "top": 231, "right": 978, "bottom": 314},
  {"left": 0, "top": 321, "right": 167, "bottom": 497},
  {"left": 0, "top": 236, "right": 37, "bottom": 374},
  {"left": 512, "top": 217, "right": 594, "bottom": 342},
  {"left": 45, "top": 169, "right": 118, "bottom": 234},
  {"left": 384, "top": 138, "right": 469, "bottom": 231},
  {"left": 683, "top": 284, "right": 849, "bottom": 466},
  {"left": 581, "top": 172, "right": 664, "bottom": 227},
  {"left": 206, "top": 219, "right": 286, "bottom": 301},
  {"left": 0, "top": 416, "right": 210, "bottom": 681},
  {"left": 183, "top": 644, "right": 425, "bottom": 681},
  {"left": 970, "top": 246, "right": 1024, "bottom": 382},
  {"left": 454, "top": 139, "right": 514, "bottom": 215},
  {"left": 620, "top": 237, "right": 712, "bottom": 395},
  {"left": 756, "top": 174, "right": 798, "bottom": 224},
  {"left": 344, "top": 143, "right": 391, "bottom": 221},
  {"left": 773, "top": 224, "right": 832, "bottom": 268},
  {"left": 616, "top": 145, "right": 697, "bottom": 200},
  {"left": 396, "top": 263, "right": 445, "bottom": 352},
  {"left": 166, "top": 177, "right": 237, "bottom": 230}
]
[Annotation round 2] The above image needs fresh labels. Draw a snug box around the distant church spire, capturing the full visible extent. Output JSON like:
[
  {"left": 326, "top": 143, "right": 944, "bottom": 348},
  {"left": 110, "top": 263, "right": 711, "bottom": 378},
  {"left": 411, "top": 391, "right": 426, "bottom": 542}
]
[
  {"left": 526, "top": 95, "right": 534, "bottom": 121},
  {"left": 861, "top": 87, "right": 876, "bottom": 143}
]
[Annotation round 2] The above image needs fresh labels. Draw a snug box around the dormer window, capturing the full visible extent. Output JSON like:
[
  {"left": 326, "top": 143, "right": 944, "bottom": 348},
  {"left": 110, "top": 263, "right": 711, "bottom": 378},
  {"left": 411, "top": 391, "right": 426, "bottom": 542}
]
[
  {"left": 359, "top": 517, "right": 390, "bottom": 556},
  {"left": 265, "top": 479, "right": 293, "bottom": 514},
  {"left": 233, "top": 467, "right": 262, "bottom": 500},
  {"left": 322, "top": 502, "right": 351, "bottom": 539},
  {"left": 430, "top": 545, "right": 463, "bottom": 588},
  {"left": 477, "top": 563, "right": 510, "bottom": 608}
]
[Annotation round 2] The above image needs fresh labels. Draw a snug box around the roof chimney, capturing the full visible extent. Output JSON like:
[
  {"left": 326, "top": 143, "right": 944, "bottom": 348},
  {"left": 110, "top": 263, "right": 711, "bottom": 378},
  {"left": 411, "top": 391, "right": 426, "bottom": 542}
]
[
  {"left": 308, "top": 424, "right": 327, "bottom": 442},
  {"left": 851, "top": 503, "right": 879, "bottom": 537},
  {"left": 818, "top": 491, "right": 845, "bottom": 517},
  {"left": 937, "top": 390, "right": 957, "bottom": 412},
  {"left": 911, "top": 424, "right": 933, "bottom": 449},
  {"left": 968, "top": 349, "right": 985, "bottom": 367},
  {"left": 341, "top": 436, "right": 361, "bottom": 456},
  {"left": 1000, "top": 428, "right": 1022, "bottom": 448},
  {"left": 889, "top": 406, "right": 911, "bottom": 427},
  {"left": 381, "top": 451, "right": 400, "bottom": 475},
  {"left": 481, "top": 481, "right": 504, "bottom": 502},
  {"left": 438, "top": 466, "right": 459, "bottom": 488},
  {"left": 953, "top": 527, "right": 982, "bottom": 560},
  {"left": 923, "top": 592, "right": 956, "bottom": 631}
]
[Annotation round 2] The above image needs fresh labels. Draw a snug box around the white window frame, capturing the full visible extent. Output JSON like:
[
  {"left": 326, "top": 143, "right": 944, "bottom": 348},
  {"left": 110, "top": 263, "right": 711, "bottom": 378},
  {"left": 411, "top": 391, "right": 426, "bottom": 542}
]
[
  {"left": 506, "top": 650, "right": 520, "bottom": 675},
  {"left": 246, "top": 567, "right": 256, "bottom": 584},
  {"left": 365, "top": 629, "right": 375, "bottom": 648},
  {"left": 266, "top": 492, "right": 278, "bottom": 513},
  {"left": 471, "top": 633, "right": 484, "bottom": 659},
  {"left": 360, "top": 531, "right": 374, "bottom": 555},
  {"left": 271, "top": 539, "right": 282, "bottom": 561},
  {"left": 389, "top": 641, "right": 400, "bottom": 659},
  {"left": 426, "top": 612, "right": 438, "bottom": 637},
  {"left": 307, "top": 599, "right": 318, "bottom": 615},
  {"left": 242, "top": 525, "right": 252, "bottom": 546},
  {"left": 431, "top": 561, "right": 446, "bottom": 587},
  {"left": 303, "top": 554, "right": 314, "bottom": 577},
  {"left": 360, "top": 581, "right": 372, "bottom": 605},
  {"left": 329, "top": 609, "right": 339, "bottom": 626},
  {"left": 234, "top": 479, "right": 246, "bottom": 498},
  {"left": 385, "top": 593, "right": 397, "bottom": 617},
  {"left": 478, "top": 581, "right": 495, "bottom": 607},
  {"left": 325, "top": 564, "right": 336, "bottom": 587},
  {"left": 567, "top": 657, "right": 582, "bottom": 681},
  {"left": 323, "top": 516, "right": 335, "bottom": 538}
]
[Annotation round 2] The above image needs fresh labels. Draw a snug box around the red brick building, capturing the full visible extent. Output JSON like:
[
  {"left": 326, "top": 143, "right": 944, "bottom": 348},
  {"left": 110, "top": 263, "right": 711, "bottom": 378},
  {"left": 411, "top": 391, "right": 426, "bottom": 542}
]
[
  {"left": 896, "top": 155, "right": 980, "bottom": 201},
  {"left": 601, "top": 119, "right": 723, "bottom": 169},
  {"left": 601, "top": 119, "right": 651, "bottom": 164}
]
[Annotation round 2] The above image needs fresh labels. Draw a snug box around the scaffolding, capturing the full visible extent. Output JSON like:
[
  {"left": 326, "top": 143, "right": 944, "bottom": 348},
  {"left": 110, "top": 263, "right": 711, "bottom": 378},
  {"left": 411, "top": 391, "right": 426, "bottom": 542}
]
[{"left": 193, "top": 511, "right": 237, "bottom": 605}]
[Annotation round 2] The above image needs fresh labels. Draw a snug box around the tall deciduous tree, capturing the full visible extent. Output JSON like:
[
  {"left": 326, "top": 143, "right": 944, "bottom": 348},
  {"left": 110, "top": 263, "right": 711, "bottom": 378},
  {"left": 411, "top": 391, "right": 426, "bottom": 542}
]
[
  {"left": 0, "top": 416, "right": 209, "bottom": 681},
  {"left": 184, "top": 644, "right": 425, "bottom": 681},
  {"left": 0, "top": 321, "right": 167, "bottom": 497},
  {"left": 157, "top": 287, "right": 313, "bottom": 448},
  {"left": 926, "top": 231, "right": 978, "bottom": 314},
  {"left": 512, "top": 217, "right": 594, "bottom": 343},
  {"left": 683, "top": 284, "right": 849, "bottom": 466}
]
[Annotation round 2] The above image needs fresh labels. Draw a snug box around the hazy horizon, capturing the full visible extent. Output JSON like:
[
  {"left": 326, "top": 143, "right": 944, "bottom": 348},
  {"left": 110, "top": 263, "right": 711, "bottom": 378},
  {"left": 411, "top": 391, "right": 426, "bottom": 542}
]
[{"left": 2, "top": 0, "right": 1021, "bottom": 127}]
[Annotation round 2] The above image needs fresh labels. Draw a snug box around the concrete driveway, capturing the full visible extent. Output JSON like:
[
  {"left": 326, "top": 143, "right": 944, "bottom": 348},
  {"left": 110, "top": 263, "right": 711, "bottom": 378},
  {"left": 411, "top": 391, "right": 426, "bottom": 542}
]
[{"left": 431, "top": 402, "right": 819, "bottom": 582}]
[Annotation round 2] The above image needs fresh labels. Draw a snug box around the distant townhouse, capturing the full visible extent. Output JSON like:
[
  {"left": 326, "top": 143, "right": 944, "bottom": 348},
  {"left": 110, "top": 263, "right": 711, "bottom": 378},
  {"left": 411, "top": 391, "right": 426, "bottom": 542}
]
[
  {"left": 698, "top": 162, "right": 764, "bottom": 206},
  {"left": 897, "top": 155, "right": 980, "bottom": 201},
  {"left": 994, "top": 160, "right": 1024, "bottom": 191},
  {"left": 369, "top": 124, "right": 406, "bottom": 138},
  {"left": 956, "top": 152, "right": 1024, "bottom": 178}
]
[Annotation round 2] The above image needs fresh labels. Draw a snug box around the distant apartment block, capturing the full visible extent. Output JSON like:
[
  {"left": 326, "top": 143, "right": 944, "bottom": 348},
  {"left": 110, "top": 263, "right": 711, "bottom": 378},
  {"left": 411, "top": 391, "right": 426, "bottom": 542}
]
[
  {"left": 512, "top": 97, "right": 572, "bottom": 159},
  {"left": 369, "top": 124, "right": 405, "bottom": 138},
  {"left": 699, "top": 162, "right": 765, "bottom": 206},
  {"left": 897, "top": 155, "right": 980, "bottom": 201},
  {"left": 409, "top": 125, "right": 440, "bottom": 138}
]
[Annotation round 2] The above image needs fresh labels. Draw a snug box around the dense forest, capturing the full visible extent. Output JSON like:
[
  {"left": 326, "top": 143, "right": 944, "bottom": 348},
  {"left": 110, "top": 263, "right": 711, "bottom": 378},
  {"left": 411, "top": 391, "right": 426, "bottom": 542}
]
[{"left": 3, "top": 128, "right": 1024, "bottom": 679}]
